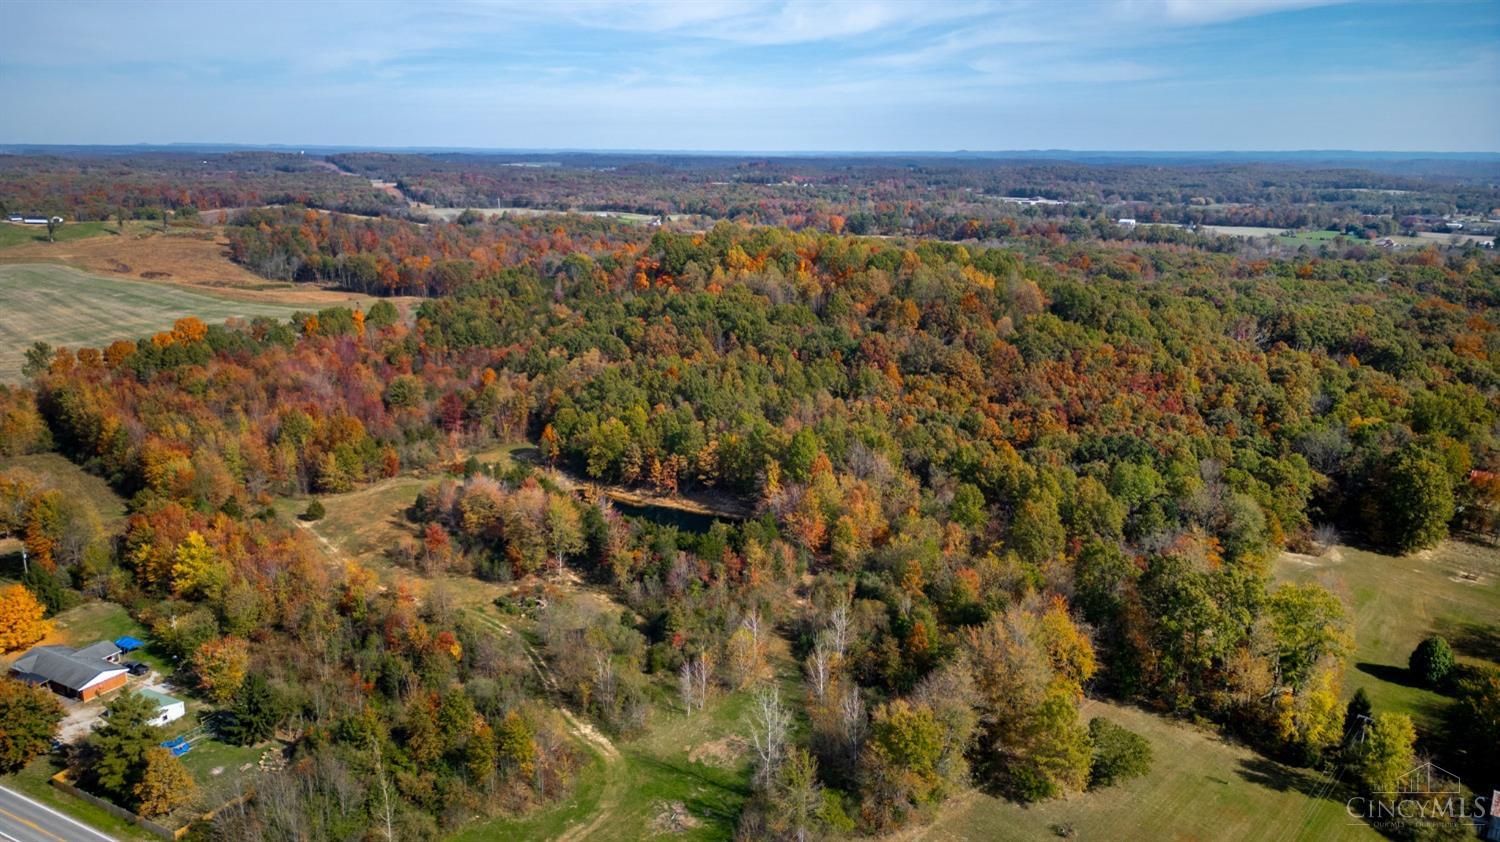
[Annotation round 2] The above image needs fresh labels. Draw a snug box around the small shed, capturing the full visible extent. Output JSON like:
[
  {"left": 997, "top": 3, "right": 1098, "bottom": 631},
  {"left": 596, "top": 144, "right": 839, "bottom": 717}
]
[{"left": 138, "top": 688, "right": 187, "bottom": 727}]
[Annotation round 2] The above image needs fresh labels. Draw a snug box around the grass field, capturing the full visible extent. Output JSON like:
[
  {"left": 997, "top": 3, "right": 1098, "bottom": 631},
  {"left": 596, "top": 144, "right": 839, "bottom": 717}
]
[
  {"left": 919, "top": 699, "right": 1378, "bottom": 842},
  {"left": 1275, "top": 541, "right": 1500, "bottom": 731},
  {"left": 0, "top": 452, "right": 128, "bottom": 528},
  {"left": 0, "top": 263, "right": 310, "bottom": 381},
  {"left": 0, "top": 221, "right": 122, "bottom": 250}
]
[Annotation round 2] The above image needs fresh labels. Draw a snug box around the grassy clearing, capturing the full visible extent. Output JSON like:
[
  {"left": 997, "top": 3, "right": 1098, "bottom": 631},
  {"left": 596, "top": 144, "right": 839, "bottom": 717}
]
[
  {"left": 47, "top": 600, "right": 143, "bottom": 646},
  {"left": 0, "top": 451, "right": 128, "bottom": 528},
  {"left": 0, "top": 221, "right": 118, "bottom": 250},
  {"left": 454, "top": 682, "right": 755, "bottom": 842},
  {"left": 1274, "top": 541, "right": 1500, "bottom": 730},
  {"left": 0, "top": 263, "right": 310, "bottom": 382},
  {"left": 275, "top": 477, "right": 429, "bottom": 564},
  {"left": 920, "top": 699, "right": 1377, "bottom": 842}
]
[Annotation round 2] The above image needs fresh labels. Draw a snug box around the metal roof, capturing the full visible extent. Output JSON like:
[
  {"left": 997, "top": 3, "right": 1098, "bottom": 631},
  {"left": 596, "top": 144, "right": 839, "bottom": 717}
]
[{"left": 9, "top": 643, "right": 127, "bottom": 692}]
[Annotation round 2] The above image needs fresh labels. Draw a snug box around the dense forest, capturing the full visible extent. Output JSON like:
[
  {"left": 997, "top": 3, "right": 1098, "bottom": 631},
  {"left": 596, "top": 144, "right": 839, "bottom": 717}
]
[
  {"left": 2, "top": 198, "right": 1496, "bottom": 839},
  {"left": 0, "top": 153, "right": 405, "bottom": 220}
]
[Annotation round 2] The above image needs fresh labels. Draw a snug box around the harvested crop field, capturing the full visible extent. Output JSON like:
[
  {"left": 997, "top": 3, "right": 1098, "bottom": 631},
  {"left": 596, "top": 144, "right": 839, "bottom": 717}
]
[
  {"left": 0, "top": 225, "right": 383, "bottom": 306},
  {"left": 0, "top": 263, "right": 313, "bottom": 381}
]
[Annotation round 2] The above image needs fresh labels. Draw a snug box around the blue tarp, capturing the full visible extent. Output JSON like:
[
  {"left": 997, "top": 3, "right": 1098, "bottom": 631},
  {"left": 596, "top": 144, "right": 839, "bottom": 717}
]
[{"left": 115, "top": 636, "right": 144, "bottom": 651}]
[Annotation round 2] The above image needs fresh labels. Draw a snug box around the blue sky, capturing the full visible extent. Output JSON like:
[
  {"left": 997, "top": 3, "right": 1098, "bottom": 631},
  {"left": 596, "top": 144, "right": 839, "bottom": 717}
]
[{"left": 1, "top": 0, "right": 1496, "bottom": 151}]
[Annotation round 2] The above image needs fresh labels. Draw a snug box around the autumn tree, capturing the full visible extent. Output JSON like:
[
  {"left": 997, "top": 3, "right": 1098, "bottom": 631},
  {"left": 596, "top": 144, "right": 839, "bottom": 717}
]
[
  {"left": 963, "top": 604, "right": 1094, "bottom": 801},
  {"left": 0, "top": 583, "right": 50, "bottom": 651},
  {"left": 134, "top": 747, "right": 198, "bottom": 817},
  {"left": 194, "top": 635, "right": 250, "bottom": 704},
  {"left": 1351, "top": 712, "right": 1415, "bottom": 794},
  {"left": 0, "top": 676, "right": 63, "bottom": 772},
  {"left": 545, "top": 496, "right": 584, "bottom": 576}
]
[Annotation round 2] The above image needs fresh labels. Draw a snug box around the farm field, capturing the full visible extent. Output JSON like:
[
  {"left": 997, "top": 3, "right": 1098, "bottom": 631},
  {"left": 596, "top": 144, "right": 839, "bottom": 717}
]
[
  {"left": 1274, "top": 541, "right": 1500, "bottom": 730},
  {"left": 0, "top": 263, "right": 311, "bottom": 381},
  {"left": 919, "top": 699, "right": 1378, "bottom": 842}
]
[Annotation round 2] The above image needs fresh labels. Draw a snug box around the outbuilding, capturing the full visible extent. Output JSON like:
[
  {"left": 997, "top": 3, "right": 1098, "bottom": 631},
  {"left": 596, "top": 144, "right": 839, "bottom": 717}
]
[{"left": 137, "top": 688, "right": 187, "bottom": 726}]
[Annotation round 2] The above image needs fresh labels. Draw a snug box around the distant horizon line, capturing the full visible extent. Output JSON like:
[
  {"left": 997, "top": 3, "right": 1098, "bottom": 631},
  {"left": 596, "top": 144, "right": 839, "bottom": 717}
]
[{"left": 2, "top": 143, "right": 1498, "bottom": 160}]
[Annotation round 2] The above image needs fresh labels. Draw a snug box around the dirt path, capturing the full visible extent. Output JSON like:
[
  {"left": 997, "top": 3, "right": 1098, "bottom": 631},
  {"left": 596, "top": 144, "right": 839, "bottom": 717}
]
[
  {"left": 464, "top": 605, "right": 625, "bottom": 840},
  {"left": 295, "top": 519, "right": 348, "bottom": 563}
]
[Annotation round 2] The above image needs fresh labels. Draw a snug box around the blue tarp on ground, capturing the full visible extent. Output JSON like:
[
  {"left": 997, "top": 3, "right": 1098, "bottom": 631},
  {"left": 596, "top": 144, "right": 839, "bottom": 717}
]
[{"left": 114, "top": 636, "right": 144, "bottom": 651}]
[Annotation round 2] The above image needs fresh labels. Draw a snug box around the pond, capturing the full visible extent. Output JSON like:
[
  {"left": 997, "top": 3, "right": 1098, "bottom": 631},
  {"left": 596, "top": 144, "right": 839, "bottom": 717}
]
[{"left": 607, "top": 497, "right": 741, "bottom": 534}]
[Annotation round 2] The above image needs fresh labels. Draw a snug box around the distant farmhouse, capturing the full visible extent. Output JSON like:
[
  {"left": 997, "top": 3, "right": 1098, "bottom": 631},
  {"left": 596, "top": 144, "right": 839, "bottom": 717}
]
[{"left": 8, "top": 641, "right": 128, "bottom": 700}]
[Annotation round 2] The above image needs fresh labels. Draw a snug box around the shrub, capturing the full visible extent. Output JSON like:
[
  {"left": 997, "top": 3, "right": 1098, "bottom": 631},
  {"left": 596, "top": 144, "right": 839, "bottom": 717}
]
[
  {"left": 301, "top": 499, "right": 326, "bottom": 522},
  {"left": 1408, "top": 636, "right": 1455, "bottom": 689},
  {"left": 1087, "top": 717, "right": 1152, "bottom": 789}
]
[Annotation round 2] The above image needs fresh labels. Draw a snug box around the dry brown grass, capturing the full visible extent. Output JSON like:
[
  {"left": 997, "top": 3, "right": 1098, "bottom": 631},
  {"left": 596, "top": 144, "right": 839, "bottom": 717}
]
[{"left": 0, "top": 225, "right": 391, "bottom": 308}]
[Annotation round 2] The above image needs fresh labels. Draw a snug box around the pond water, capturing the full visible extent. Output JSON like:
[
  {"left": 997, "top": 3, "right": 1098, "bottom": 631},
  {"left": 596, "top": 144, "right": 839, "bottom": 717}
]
[{"left": 607, "top": 498, "right": 740, "bottom": 533}]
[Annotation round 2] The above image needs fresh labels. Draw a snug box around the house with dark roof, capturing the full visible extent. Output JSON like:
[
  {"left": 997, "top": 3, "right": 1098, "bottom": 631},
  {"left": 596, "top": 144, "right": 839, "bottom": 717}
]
[{"left": 9, "top": 642, "right": 130, "bottom": 700}]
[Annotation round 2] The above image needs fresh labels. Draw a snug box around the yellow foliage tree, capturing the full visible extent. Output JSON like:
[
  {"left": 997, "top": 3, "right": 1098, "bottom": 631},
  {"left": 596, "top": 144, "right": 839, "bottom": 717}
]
[
  {"left": 134, "top": 747, "right": 198, "bottom": 817},
  {"left": 194, "top": 636, "right": 250, "bottom": 704},
  {"left": 171, "top": 531, "right": 227, "bottom": 601},
  {"left": 0, "top": 584, "right": 50, "bottom": 652}
]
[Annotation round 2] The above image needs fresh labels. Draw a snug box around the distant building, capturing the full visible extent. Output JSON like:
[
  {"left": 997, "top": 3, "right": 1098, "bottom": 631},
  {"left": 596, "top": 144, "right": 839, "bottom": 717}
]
[
  {"left": 1117, "top": 218, "right": 1137, "bottom": 228},
  {"left": 136, "top": 688, "right": 186, "bottom": 726},
  {"left": 9, "top": 642, "right": 129, "bottom": 700},
  {"left": 1487, "top": 789, "right": 1500, "bottom": 841}
]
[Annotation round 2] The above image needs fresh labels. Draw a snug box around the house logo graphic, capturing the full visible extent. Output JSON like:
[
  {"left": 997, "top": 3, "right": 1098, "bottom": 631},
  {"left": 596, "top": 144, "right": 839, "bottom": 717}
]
[
  {"left": 1388, "top": 762, "right": 1462, "bottom": 796},
  {"left": 1347, "top": 762, "right": 1491, "bottom": 831}
]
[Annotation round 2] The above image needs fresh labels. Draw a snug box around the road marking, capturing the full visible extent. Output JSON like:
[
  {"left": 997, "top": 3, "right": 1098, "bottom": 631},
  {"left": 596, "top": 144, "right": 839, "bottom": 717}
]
[
  {"left": 0, "top": 806, "right": 64, "bottom": 842},
  {"left": 0, "top": 787, "right": 115, "bottom": 842}
]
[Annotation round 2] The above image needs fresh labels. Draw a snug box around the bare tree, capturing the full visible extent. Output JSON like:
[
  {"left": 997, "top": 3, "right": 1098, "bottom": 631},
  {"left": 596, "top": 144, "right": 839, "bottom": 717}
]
[
  {"left": 747, "top": 686, "right": 791, "bottom": 791},
  {"left": 806, "top": 639, "right": 833, "bottom": 701},
  {"left": 370, "top": 735, "right": 395, "bottom": 842},
  {"left": 827, "top": 597, "right": 851, "bottom": 660},
  {"left": 692, "top": 652, "right": 713, "bottom": 710},
  {"left": 837, "top": 685, "right": 867, "bottom": 750}
]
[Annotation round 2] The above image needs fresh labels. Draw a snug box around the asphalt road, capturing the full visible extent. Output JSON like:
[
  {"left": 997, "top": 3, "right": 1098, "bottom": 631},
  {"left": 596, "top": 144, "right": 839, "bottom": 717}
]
[{"left": 0, "top": 784, "right": 116, "bottom": 842}]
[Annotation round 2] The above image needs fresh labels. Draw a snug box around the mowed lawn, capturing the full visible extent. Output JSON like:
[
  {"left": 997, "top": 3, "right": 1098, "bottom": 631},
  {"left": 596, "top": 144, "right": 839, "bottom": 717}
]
[
  {"left": 0, "top": 263, "right": 308, "bottom": 381},
  {"left": 920, "top": 699, "right": 1378, "bottom": 842},
  {"left": 0, "top": 220, "right": 117, "bottom": 249},
  {"left": 1275, "top": 541, "right": 1500, "bottom": 730}
]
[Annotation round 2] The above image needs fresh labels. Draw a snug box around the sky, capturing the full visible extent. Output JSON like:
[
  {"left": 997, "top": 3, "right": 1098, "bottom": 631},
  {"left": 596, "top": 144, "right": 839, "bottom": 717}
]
[{"left": 1, "top": 0, "right": 1496, "bottom": 152}]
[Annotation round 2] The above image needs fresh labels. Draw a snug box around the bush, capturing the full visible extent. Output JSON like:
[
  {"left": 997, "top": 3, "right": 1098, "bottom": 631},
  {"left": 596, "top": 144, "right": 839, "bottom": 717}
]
[
  {"left": 301, "top": 499, "right": 326, "bottom": 522},
  {"left": 1087, "top": 717, "right": 1152, "bottom": 789},
  {"left": 1408, "top": 636, "right": 1455, "bottom": 689}
]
